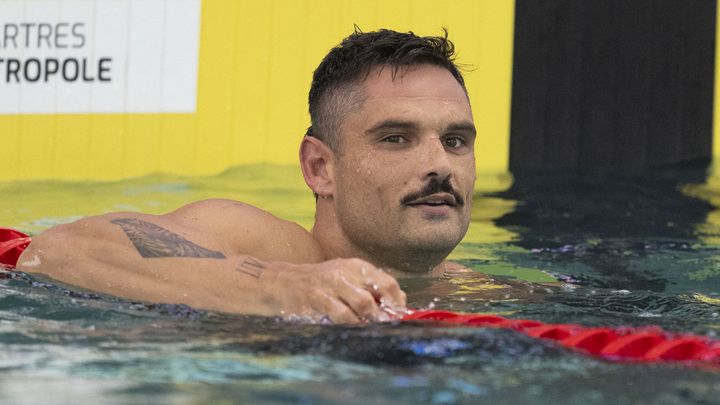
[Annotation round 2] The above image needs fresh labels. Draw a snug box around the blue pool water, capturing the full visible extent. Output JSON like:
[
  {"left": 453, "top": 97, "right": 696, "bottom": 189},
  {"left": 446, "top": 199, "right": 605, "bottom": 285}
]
[{"left": 0, "top": 164, "right": 719, "bottom": 404}]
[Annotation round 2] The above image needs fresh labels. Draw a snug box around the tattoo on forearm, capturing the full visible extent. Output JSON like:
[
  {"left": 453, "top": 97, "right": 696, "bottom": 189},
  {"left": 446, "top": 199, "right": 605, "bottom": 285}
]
[
  {"left": 235, "top": 257, "right": 265, "bottom": 278},
  {"left": 111, "top": 218, "right": 226, "bottom": 259}
]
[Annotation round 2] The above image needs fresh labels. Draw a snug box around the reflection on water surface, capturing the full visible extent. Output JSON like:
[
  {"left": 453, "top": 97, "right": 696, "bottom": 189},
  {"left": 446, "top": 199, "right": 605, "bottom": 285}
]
[{"left": 1, "top": 164, "right": 719, "bottom": 404}]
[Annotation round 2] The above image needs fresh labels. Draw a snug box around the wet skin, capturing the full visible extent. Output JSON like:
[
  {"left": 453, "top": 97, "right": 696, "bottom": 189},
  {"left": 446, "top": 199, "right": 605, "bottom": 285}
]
[
  {"left": 19, "top": 64, "right": 483, "bottom": 323},
  {"left": 308, "top": 64, "right": 477, "bottom": 274}
]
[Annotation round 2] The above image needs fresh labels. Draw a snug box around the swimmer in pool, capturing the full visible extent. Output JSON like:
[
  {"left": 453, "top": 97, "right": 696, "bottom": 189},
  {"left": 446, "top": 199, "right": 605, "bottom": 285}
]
[{"left": 17, "top": 28, "right": 479, "bottom": 323}]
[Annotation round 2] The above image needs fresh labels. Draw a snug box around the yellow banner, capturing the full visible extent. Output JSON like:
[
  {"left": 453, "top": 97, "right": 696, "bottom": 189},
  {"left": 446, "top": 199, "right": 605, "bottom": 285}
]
[{"left": 0, "top": 0, "right": 515, "bottom": 181}]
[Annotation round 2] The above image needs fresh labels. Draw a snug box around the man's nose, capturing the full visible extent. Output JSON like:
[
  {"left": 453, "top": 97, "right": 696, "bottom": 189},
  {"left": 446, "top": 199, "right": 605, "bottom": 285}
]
[{"left": 422, "top": 137, "right": 452, "bottom": 180}]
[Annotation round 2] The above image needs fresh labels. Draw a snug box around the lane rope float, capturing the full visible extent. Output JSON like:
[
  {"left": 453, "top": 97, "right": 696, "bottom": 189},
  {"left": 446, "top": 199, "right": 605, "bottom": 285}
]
[
  {"left": 1, "top": 227, "right": 718, "bottom": 368},
  {"left": 0, "top": 227, "right": 30, "bottom": 270},
  {"left": 403, "top": 310, "right": 720, "bottom": 367}
]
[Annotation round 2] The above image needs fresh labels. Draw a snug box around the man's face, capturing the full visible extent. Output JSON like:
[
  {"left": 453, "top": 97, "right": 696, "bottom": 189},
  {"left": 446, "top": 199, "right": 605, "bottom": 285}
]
[{"left": 332, "top": 64, "right": 476, "bottom": 269}]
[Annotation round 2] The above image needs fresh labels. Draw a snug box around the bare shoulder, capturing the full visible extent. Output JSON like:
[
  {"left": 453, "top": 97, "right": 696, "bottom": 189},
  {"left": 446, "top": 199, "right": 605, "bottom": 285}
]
[
  {"left": 168, "top": 198, "right": 282, "bottom": 224},
  {"left": 167, "top": 199, "right": 305, "bottom": 234},
  {"left": 30, "top": 199, "right": 324, "bottom": 265},
  {"left": 165, "top": 199, "right": 324, "bottom": 263}
]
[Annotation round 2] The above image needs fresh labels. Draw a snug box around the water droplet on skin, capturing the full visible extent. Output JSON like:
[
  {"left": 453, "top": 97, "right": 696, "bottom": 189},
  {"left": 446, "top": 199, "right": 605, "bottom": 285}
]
[
  {"left": 19, "top": 254, "right": 41, "bottom": 268},
  {"left": 372, "top": 284, "right": 379, "bottom": 291}
]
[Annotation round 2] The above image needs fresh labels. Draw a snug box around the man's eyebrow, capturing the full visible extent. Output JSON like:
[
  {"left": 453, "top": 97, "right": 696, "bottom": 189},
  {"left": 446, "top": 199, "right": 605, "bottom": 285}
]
[
  {"left": 364, "top": 119, "right": 477, "bottom": 136},
  {"left": 446, "top": 122, "right": 477, "bottom": 136},
  {"left": 365, "top": 120, "right": 420, "bottom": 135}
]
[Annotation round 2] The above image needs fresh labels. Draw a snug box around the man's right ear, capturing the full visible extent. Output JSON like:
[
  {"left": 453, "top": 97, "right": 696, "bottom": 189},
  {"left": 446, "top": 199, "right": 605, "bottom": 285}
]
[{"left": 299, "top": 136, "right": 335, "bottom": 198}]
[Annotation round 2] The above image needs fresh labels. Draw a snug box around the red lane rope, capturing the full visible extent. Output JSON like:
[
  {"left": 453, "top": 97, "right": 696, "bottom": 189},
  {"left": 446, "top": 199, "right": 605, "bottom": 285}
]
[
  {"left": 403, "top": 310, "right": 720, "bottom": 368},
  {"left": 1, "top": 228, "right": 718, "bottom": 368}
]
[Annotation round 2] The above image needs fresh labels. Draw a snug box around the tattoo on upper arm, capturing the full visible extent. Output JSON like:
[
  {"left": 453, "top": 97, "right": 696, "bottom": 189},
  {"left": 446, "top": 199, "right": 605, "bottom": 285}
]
[
  {"left": 236, "top": 257, "right": 265, "bottom": 278},
  {"left": 111, "top": 218, "right": 226, "bottom": 259}
]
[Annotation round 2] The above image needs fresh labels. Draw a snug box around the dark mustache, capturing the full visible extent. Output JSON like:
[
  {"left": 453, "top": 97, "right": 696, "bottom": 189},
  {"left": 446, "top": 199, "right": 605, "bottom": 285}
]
[{"left": 400, "top": 176, "right": 465, "bottom": 207}]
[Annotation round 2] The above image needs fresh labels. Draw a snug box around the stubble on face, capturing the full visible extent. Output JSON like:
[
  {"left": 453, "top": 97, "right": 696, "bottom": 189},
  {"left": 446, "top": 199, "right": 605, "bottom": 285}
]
[{"left": 328, "top": 65, "right": 476, "bottom": 272}]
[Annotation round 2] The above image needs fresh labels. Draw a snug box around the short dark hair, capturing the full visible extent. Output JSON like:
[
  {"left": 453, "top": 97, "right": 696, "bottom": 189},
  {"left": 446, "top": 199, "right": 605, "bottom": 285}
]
[{"left": 307, "top": 28, "right": 466, "bottom": 151}]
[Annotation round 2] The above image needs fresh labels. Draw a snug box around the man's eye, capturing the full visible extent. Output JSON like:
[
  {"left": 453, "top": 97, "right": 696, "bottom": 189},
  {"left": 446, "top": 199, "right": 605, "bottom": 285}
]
[
  {"left": 382, "top": 135, "right": 406, "bottom": 143},
  {"left": 443, "top": 137, "right": 466, "bottom": 148}
]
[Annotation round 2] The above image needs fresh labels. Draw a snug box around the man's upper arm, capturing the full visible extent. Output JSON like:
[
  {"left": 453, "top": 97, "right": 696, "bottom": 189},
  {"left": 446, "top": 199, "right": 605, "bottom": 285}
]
[
  {"left": 22, "top": 198, "right": 321, "bottom": 273},
  {"left": 164, "top": 199, "right": 323, "bottom": 263}
]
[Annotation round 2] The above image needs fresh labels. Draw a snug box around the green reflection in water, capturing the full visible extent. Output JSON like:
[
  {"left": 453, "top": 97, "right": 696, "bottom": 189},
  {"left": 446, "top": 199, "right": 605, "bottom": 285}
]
[{"left": 1, "top": 165, "right": 314, "bottom": 234}]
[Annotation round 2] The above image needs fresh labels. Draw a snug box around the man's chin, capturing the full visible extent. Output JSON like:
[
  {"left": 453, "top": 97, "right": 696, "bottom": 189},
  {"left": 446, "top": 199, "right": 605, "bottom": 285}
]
[{"left": 402, "top": 230, "right": 464, "bottom": 254}]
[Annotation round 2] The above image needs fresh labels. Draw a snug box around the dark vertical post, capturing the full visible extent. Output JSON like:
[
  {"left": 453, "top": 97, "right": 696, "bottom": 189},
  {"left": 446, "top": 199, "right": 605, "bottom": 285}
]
[{"left": 510, "top": 0, "right": 716, "bottom": 171}]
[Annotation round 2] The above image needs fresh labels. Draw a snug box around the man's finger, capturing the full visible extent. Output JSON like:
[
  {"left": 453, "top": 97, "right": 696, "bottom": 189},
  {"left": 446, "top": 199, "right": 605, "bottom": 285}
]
[
  {"left": 363, "top": 273, "right": 407, "bottom": 311},
  {"left": 337, "top": 285, "right": 389, "bottom": 322},
  {"left": 316, "top": 293, "right": 362, "bottom": 324}
]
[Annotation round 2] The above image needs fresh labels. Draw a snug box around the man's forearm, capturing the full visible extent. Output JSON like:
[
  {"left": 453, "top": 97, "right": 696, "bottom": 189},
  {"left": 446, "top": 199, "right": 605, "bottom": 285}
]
[
  {"left": 16, "top": 218, "right": 279, "bottom": 315},
  {"left": 16, "top": 215, "right": 407, "bottom": 322}
]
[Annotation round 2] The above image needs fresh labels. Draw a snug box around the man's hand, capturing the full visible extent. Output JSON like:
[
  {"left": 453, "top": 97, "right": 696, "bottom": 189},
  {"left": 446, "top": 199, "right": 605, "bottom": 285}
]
[{"left": 253, "top": 258, "right": 408, "bottom": 323}]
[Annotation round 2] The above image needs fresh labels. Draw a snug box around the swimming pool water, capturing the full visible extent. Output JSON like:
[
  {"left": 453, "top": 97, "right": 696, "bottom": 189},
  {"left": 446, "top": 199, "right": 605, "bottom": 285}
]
[{"left": 1, "top": 164, "right": 719, "bottom": 404}]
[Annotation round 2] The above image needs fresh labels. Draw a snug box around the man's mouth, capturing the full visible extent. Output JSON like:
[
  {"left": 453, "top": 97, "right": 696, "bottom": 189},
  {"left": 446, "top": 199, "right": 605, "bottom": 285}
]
[
  {"left": 399, "top": 176, "right": 465, "bottom": 208},
  {"left": 405, "top": 193, "right": 458, "bottom": 207}
]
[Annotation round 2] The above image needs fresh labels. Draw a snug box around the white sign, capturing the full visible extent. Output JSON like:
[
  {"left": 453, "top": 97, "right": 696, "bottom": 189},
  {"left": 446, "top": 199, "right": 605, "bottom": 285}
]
[{"left": 0, "top": 0, "right": 201, "bottom": 114}]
